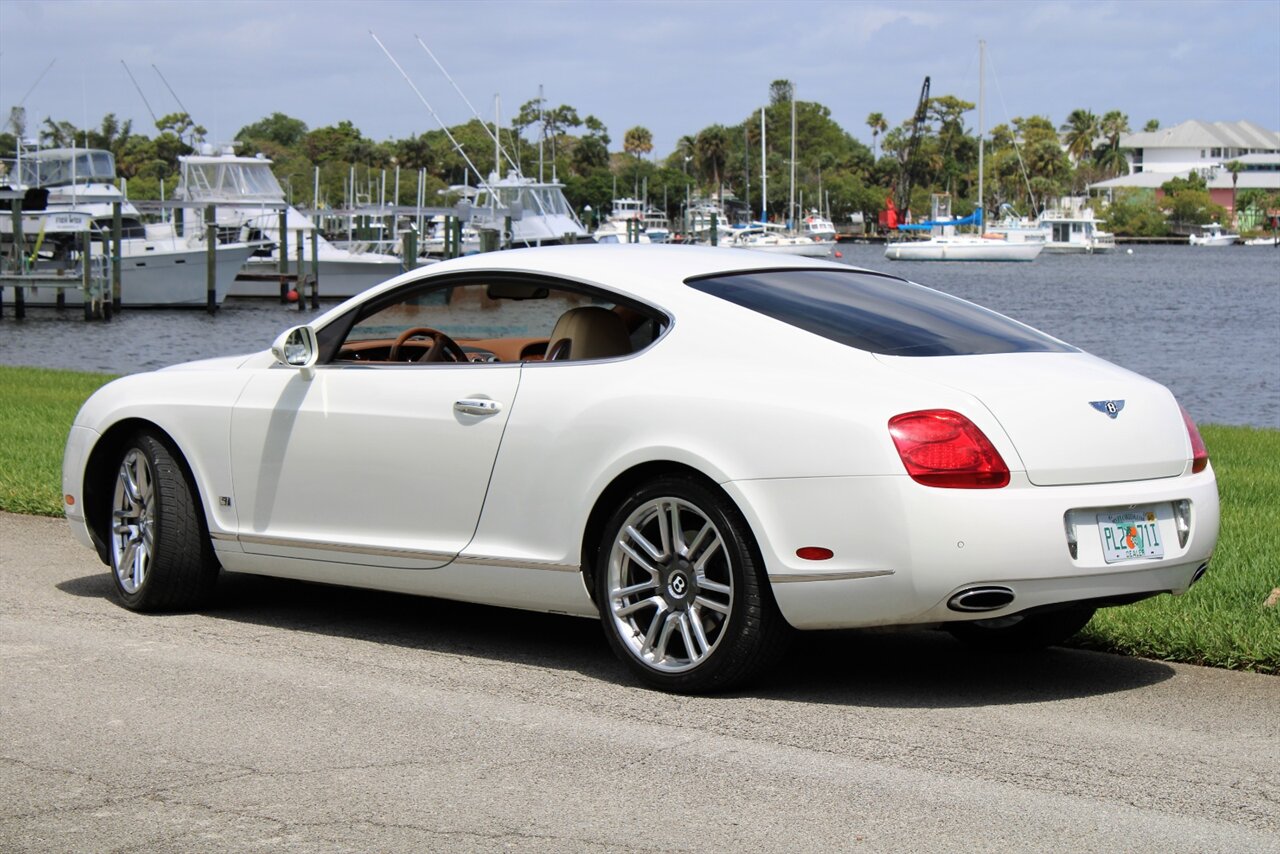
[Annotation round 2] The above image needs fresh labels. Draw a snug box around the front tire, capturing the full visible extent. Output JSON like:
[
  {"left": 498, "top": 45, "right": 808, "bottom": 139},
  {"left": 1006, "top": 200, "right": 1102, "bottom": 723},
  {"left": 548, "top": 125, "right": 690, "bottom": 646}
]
[
  {"left": 108, "top": 432, "right": 219, "bottom": 611},
  {"left": 596, "top": 475, "right": 787, "bottom": 693},
  {"left": 945, "top": 606, "right": 1096, "bottom": 652}
]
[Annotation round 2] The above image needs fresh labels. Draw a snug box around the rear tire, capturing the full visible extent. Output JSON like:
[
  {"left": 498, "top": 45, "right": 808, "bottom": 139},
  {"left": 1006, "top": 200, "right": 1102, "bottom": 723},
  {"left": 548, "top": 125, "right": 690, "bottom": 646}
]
[
  {"left": 946, "top": 606, "right": 1096, "bottom": 652},
  {"left": 108, "top": 432, "right": 219, "bottom": 611},
  {"left": 595, "top": 475, "right": 788, "bottom": 693}
]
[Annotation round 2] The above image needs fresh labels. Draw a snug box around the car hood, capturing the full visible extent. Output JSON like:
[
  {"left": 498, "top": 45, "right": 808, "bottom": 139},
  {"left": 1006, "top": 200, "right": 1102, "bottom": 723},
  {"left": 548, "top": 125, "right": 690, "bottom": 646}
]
[
  {"left": 874, "top": 352, "right": 1190, "bottom": 486},
  {"left": 157, "top": 353, "right": 261, "bottom": 373}
]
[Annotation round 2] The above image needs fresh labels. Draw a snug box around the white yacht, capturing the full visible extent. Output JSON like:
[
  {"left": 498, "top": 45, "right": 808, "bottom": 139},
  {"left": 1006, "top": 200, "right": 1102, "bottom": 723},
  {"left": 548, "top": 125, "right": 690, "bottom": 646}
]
[
  {"left": 1189, "top": 223, "right": 1239, "bottom": 246},
  {"left": 592, "top": 197, "right": 672, "bottom": 244},
  {"left": 467, "top": 170, "right": 589, "bottom": 247},
  {"left": 800, "top": 210, "right": 837, "bottom": 242},
  {"left": 1039, "top": 201, "right": 1116, "bottom": 253},
  {"left": 175, "top": 148, "right": 403, "bottom": 298},
  {"left": 726, "top": 223, "right": 832, "bottom": 257},
  {"left": 3, "top": 148, "right": 254, "bottom": 307}
]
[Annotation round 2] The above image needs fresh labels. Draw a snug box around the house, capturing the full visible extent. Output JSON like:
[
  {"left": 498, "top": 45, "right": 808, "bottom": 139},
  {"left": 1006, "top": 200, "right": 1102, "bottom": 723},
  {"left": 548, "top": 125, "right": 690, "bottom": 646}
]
[{"left": 1088, "top": 120, "right": 1280, "bottom": 226}]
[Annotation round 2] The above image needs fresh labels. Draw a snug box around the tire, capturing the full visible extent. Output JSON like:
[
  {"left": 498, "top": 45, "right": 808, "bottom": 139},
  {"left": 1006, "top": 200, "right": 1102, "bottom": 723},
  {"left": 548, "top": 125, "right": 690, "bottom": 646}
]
[
  {"left": 595, "top": 474, "right": 787, "bottom": 693},
  {"left": 945, "top": 606, "right": 1096, "bottom": 652},
  {"left": 108, "top": 431, "right": 219, "bottom": 612}
]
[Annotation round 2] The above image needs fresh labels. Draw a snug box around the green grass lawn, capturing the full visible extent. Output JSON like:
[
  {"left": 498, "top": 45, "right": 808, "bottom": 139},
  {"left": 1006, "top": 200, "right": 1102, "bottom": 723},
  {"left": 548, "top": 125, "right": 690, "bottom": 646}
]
[{"left": 1, "top": 365, "right": 1276, "bottom": 673}]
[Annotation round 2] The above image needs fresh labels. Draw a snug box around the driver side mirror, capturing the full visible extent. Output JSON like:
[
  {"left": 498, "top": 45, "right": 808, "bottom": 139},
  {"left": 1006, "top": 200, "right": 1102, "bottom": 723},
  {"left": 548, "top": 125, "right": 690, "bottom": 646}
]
[{"left": 271, "top": 326, "right": 319, "bottom": 379}]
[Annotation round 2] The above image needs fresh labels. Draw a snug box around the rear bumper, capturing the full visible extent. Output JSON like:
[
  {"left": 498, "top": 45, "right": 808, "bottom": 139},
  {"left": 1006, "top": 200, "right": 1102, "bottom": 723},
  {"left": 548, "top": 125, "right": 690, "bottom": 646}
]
[{"left": 723, "top": 467, "right": 1219, "bottom": 630}]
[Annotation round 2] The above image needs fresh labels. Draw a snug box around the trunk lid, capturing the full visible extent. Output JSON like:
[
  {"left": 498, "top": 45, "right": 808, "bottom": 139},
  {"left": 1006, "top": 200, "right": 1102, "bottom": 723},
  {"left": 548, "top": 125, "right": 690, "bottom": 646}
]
[{"left": 875, "top": 352, "right": 1189, "bottom": 486}]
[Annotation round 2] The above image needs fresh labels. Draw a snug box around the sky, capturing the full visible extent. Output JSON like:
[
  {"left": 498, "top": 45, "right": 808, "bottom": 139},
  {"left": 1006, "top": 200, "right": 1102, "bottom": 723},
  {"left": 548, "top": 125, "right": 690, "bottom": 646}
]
[{"left": 2, "top": 0, "right": 1278, "bottom": 160}]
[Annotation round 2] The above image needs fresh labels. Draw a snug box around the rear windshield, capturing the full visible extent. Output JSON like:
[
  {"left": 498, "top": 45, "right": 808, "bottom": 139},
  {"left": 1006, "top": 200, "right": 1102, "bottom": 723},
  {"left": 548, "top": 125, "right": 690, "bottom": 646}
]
[{"left": 687, "top": 268, "right": 1076, "bottom": 356}]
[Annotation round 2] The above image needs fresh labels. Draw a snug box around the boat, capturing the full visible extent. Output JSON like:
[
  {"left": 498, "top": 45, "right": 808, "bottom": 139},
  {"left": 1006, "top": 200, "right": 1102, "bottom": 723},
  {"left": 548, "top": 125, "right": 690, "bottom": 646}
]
[
  {"left": 2, "top": 148, "right": 255, "bottom": 307},
  {"left": 885, "top": 194, "right": 1044, "bottom": 262},
  {"left": 468, "top": 169, "right": 590, "bottom": 247},
  {"left": 1038, "top": 200, "right": 1116, "bottom": 253},
  {"left": 1189, "top": 223, "right": 1240, "bottom": 246},
  {"left": 174, "top": 148, "right": 404, "bottom": 298},
  {"left": 594, "top": 197, "right": 670, "bottom": 244},
  {"left": 726, "top": 222, "right": 832, "bottom": 257},
  {"left": 1243, "top": 235, "right": 1279, "bottom": 246},
  {"left": 884, "top": 42, "right": 1043, "bottom": 263},
  {"left": 800, "top": 210, "right": 837, "bottom": 242}
]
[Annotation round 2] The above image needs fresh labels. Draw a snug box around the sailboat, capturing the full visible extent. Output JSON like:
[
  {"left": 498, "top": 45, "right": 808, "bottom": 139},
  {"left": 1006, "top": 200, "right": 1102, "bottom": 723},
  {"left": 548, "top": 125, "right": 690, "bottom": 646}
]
[{"left": 884, "top": 41, "right": 1043, "bottom": 263}]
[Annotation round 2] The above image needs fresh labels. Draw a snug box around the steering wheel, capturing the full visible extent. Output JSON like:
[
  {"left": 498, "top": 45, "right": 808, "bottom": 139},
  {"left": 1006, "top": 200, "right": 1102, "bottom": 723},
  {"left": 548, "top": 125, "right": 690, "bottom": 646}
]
[{"left": 388, "top": 327, "right": 469, "bottom": 363}]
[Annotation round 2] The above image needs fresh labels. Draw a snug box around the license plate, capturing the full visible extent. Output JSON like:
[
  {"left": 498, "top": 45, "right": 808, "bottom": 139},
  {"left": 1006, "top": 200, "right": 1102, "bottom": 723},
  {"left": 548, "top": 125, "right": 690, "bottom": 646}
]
[{"left": 1097, "top": 508, "right": 1165, "bottom": 564}]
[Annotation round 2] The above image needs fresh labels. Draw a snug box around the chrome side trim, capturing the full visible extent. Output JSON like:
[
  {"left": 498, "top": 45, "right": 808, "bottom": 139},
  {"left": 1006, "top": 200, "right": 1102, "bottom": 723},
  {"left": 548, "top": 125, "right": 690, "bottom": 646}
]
[
  {"left": 769, "top": 569, "right": 895, "bottom": 584},
  {"left": 454, "top": 554, "right": 580, "bottom": 573},
  {"left": 232, "top": 533, "right": 455, "bottom": 563}
]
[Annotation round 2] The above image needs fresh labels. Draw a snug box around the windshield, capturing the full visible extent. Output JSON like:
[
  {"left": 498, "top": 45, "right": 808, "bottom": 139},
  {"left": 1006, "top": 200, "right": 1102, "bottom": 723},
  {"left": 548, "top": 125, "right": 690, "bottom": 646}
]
[
  {"left": 687, "top": 268, "right": 1076, "bottom": 357},
  {"left": 181, "top": 160, "right": 284, "bottom": 200},
  {"left": 20, "top": 150, "right": 116, "bottom": 187}
]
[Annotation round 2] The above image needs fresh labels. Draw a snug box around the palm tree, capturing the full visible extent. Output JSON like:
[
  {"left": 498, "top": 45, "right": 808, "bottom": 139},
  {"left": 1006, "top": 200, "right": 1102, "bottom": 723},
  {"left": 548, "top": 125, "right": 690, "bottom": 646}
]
[
  {"left": 695, "top": 126, "right": 730, "bottom": 204},
  {"left": 1144, "top": 119, "right": 1160, "bottom": 133},
  {"left": 1060, "top": 109, "right": 1098, "bottom": 163},
  {"left": 623, "top": 126, "right": 653, "bottom": 161},
  {"left": 865, "top": 112, "right": 887, "bottom": 160},
  {"left": 1225, "top": 160, "right": 1245, "bottom": 227},
  {"left": 1095, "top": 111, "right": 1131, "bottom": 178}
]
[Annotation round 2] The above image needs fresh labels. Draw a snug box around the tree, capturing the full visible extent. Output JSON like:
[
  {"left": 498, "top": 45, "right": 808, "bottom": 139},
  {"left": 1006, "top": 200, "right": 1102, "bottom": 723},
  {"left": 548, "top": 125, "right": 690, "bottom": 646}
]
[
  {"left": 623, "top": 126, "right": 653, "bottom": 160},
  {"left": 1224, "top": 160, "right": 1244, "bottom": 226},
  {"left": 236, "top": 113, "right": 309, "bottom": 148},
  {"left": 1094, "top": 110, "right": 1130, "bottom": 178},
  {"left": 1144, "top": 119, "right": 1160, "bottom": 132},
  {"left": 1060, "top": 108, "right": 1098, "bottom": 162},
  {"left": 865, "top": 112, "right": 886, "bottom": 159},
  {"left": 695, "top": 125, "right": 730, "bottom": 202},
  {"left": 156, "top": 112, "right": 206, "bottom": 147},
  {"left": 769, "top": 79, "right": 794, "bottom": 106}
]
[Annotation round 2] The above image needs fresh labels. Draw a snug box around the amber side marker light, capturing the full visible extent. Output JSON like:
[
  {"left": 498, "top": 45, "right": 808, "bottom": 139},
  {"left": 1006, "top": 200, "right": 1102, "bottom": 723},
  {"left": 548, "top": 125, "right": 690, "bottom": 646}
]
[{"left": 65, "top": 495, "right": 75, "bottom": 506}]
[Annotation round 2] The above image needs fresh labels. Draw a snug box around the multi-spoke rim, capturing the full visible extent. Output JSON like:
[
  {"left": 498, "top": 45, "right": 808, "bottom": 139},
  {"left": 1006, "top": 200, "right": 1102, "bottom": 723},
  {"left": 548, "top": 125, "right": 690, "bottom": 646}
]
[
  {"left": 111, "top": 449, "right": 155, "bottom": 594},
  {"left": 606, "top": 497, "right": 734, "bottom": 674}
]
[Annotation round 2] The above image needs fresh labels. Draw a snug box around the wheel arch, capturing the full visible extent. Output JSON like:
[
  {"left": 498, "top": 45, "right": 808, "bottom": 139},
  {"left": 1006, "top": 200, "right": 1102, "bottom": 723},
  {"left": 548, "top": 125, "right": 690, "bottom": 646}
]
[
  {"left": 82, "top": 418, "right": 210, "bottom": 565},
  {"left": 578, "top": 460, "right": 751, "bottom": 606}
]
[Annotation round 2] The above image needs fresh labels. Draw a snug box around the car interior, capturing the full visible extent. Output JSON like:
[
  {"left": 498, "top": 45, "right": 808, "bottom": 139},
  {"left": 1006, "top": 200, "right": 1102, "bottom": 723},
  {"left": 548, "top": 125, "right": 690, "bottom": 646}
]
[{"left": 325, "top": 277, "right": 668, "bottom": 365}]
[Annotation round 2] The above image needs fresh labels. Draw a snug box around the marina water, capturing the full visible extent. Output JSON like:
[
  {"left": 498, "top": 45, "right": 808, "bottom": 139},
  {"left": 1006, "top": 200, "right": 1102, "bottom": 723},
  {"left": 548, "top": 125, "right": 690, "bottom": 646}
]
[{"left": 1, "top": 244, "right": 1276, "bottom": 429}]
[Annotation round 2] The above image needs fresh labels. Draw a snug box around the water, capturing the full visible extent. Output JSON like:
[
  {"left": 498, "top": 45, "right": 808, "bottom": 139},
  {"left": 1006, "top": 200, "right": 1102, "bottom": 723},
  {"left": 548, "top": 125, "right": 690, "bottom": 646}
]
[{"left": 1, "top": 244, "right": 1277, "bottom": 428}]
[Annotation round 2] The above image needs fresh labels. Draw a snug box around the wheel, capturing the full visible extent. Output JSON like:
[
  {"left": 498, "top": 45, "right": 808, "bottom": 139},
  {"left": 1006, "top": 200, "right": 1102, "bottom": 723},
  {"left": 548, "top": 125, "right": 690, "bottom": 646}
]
[
  {"left": 388, "top": 326, "right": 468, "bottom": 362},
  {"left": 108, "top": 432, "right": 219, "bottom": 611},
  {"left": 596, "top": 475, "right": 787, "bottom": 693},
  {"left": 945, "top": 606, "right": 1096, "bottom": 652}
]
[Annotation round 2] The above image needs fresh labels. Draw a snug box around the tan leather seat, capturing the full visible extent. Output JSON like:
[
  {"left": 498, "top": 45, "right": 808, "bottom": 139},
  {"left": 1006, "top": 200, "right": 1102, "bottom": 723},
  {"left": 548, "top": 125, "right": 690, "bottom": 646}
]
[{"left": 545, "top": 306, "right": 632, "bottom": 361}]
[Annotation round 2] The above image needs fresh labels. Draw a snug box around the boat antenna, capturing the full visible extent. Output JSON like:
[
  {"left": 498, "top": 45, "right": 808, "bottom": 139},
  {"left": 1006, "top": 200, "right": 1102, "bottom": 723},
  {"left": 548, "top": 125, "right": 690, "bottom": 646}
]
[
  {"left": 414, "top": 35, "right": 520, "bottom": 175},
  {"left": 370, "top": 32, "right": 495, "bottom": 195},
  {"left": 120, "top": 60, "right": 159, "bottom": 127},
  {"left": 151, "top": 64, "right": 195, "bottom": 123},
  {"left": 15, "top": 58, "right": 56, "bottom": 111}
]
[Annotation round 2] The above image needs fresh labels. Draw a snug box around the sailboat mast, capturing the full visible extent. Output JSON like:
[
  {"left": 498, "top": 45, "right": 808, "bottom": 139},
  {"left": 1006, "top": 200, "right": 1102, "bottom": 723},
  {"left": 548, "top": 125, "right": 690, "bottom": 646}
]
[
  {"left": 978, "top": 39, "right": 985, "bottom": 227},
  {"left": 760, "top": 107, "right": 767, "bottom": 223},
  {"left": 789, "top": 85, "right": 796, "bottom": 231}
]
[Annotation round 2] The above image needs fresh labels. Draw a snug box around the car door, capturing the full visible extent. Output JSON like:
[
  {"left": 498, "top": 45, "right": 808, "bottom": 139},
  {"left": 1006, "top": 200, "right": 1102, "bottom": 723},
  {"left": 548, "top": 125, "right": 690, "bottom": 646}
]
[{"left": 229, "top": 361, "right": 520, "bottom": 569}]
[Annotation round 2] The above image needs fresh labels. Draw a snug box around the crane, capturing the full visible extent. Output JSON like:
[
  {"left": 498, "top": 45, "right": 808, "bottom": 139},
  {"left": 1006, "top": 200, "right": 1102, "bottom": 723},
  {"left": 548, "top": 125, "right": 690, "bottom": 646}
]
[{"left": 880, "top": 76, "right": 930, "bottom": 231}]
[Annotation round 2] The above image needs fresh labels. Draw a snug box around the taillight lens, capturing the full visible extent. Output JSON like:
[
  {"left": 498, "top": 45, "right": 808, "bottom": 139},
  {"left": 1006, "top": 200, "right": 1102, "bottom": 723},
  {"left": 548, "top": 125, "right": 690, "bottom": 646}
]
[
  {"left": 888, "top": 409, "right": 1010, "bottom": 488},
  {"left": 1180, "top": 406, "right": 1209, "bottom": 474}
]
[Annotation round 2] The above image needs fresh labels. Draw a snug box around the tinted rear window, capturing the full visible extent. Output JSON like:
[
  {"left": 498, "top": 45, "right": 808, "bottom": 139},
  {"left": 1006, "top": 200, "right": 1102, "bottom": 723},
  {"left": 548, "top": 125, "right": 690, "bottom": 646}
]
[{"left": 687, "top": 268, "right": 1076, "bottom": 356}]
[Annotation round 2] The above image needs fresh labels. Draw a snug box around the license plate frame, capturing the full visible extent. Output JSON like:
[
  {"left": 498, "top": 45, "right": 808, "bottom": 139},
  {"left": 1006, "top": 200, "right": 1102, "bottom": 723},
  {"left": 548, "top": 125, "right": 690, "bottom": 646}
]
[{"left": 1097, "top": 507, "right": 1165, "bottom": 564}]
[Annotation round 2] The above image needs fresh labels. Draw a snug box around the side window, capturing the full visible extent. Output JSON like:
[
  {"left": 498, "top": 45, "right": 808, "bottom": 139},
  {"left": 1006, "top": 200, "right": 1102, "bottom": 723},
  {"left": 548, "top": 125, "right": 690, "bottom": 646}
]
[{"left": 324, "top": 277, "right": 667, "bottom": 366}]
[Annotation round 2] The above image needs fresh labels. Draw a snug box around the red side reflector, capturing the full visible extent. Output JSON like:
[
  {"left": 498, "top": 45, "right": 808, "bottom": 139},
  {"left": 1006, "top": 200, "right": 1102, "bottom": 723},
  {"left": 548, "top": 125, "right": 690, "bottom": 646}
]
[
  {"left": 1180, "top": 405, "right": 1209, "bottom": 474},
  {"left": 65, "top": 495, "right": 75, "bottom": 506},
  {"left": 888, "top": 409, "right": 1010, "bottom": 489},
  {"left": 796, "top": 547, "right": 834, "bottom": 561}
]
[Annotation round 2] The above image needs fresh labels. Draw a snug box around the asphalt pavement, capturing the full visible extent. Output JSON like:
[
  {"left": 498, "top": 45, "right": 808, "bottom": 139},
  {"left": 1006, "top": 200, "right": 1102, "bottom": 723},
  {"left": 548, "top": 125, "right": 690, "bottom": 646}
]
[{"left": 2, "top": 511, "right": 1277, "bottom": 853}]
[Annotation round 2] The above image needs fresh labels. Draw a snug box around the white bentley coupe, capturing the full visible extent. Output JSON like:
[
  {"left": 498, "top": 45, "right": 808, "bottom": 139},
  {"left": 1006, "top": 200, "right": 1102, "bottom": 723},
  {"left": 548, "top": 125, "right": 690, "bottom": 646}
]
[{"left": 63, "top": 246, "right": 1219, "bottom": 692}]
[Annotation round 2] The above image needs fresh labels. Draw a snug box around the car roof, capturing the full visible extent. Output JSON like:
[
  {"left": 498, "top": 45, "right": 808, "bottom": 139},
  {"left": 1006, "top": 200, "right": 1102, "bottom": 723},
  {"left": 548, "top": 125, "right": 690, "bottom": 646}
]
[{"left": 374, "top": 244, "right": 889, "bottom": 307}]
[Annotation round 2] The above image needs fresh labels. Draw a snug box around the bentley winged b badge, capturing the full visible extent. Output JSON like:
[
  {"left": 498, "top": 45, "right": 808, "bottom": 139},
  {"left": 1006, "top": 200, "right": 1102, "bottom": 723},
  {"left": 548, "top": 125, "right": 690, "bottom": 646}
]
[{"left": 1090, "top": 400, "right": 1125, "bottom": 419}]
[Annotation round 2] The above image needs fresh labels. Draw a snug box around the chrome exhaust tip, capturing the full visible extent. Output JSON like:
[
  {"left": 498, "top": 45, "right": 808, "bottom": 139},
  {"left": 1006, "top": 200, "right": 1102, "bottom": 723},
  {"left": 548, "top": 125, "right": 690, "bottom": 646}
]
[
  {"left": 1190, "top": 563, "right": 1210, "bottom": 586},
  {"left": 948, "top": 586, "right": 1016, "bottom": 613}
]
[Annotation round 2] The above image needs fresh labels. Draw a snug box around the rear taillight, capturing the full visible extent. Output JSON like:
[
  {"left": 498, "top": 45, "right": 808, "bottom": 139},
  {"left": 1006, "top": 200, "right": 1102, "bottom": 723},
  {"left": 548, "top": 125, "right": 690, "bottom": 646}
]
[
  {"left": 1180, "top": 406, "right": 1209, "bottom": 474},
  {"left": 888, "top": 409, "right": 1010, "bottom": 488}
]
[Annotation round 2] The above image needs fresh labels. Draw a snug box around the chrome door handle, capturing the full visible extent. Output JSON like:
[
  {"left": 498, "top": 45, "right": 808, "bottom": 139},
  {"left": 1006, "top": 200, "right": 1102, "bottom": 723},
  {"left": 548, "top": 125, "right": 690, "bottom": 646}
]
[{"left": 454, "top": 398, "right": 502, "bottom": 416}]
